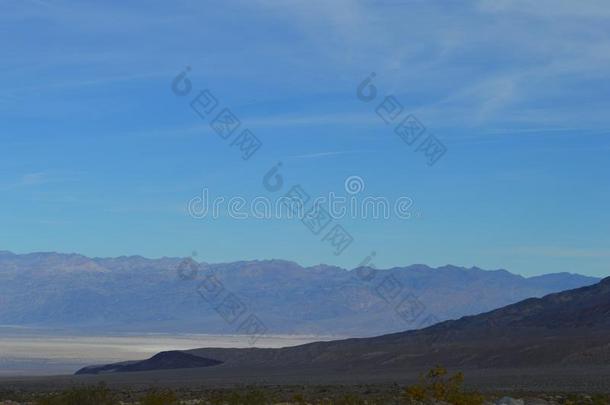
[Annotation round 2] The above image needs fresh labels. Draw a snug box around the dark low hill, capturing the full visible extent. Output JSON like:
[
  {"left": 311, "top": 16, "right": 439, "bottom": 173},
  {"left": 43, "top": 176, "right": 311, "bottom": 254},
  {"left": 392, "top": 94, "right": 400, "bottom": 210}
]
[{"left": 75, "top": 351, "right": 223, "bottom": 375}]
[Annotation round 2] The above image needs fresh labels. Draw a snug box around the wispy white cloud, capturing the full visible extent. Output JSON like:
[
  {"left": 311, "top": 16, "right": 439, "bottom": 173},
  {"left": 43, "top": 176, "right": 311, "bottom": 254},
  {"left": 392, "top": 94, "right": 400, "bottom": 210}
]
[
  {"left": 18, "top": 171, "right": 81, "bottom": 187},
  {"left": 20, "top": 172, "right": 50, "bottom": 186},
  {"left": 0, "top": 171, "right": 79, "bottom": 192},
  {"left": 6, "top": 71, "right": 166, "bottom": 94},
  {"left": 508, "top": 246, "right": 610, "bottom": 259},
  {"left": 288, "top": 150, "right": 368, "bottom": 159},
  {"left": 477, "top": 0, "right": 610, "bottom": 18},
  {"left": 245, "top": 112, "right": 376, "bottom": 128},
  {"left": 4, "top": 0, "right": 610, "bottom": 134},
  {"left": 252, "top": 0, "right": 610, "bottom": 132}
]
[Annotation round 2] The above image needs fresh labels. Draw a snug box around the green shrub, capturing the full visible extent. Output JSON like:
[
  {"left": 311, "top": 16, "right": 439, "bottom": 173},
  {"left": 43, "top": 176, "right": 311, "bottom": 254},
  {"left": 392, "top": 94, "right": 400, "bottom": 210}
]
[
  {"left": 292, "top": 392, "right": 307, "bottom": 404},
  {"left": 334, "top": 393, "right": 368, "bottom": 405},
  {"left": 140, "top": 389, "right": 178, "bottom": 405},
  {"left": 220, "top": 387, "right": 274, "bottom": 405},
  {"left": 403, "top": 365, "right": 484, "bottom": 405},
  {"left": 36, "top": 383, "right": 118, "bottom": 405}
]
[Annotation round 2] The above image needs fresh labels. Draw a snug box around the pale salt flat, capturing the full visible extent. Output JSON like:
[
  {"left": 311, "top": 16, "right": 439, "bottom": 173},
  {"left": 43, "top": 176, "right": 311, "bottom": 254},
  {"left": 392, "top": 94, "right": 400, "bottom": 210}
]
[{"left": 0, "top": 332, "right": 334, "bottom": 376}]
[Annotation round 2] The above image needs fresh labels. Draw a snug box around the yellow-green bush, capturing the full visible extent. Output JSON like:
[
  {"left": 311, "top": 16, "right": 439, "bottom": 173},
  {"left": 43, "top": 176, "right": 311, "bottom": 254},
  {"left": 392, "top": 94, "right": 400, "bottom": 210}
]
[
  {"left": 403, "top": 365, "right": 484, "bottom": 405},
  {"left": 36, "top": 383, "right": 118, "bottom": 405},
  {"left": 140, "top": 389, "right": 178, "bottom": 405}
]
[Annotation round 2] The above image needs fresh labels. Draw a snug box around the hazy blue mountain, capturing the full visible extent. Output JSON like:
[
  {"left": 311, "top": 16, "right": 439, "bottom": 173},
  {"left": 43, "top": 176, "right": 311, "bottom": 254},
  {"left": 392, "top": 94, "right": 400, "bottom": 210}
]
[{"left": 0, "top": 251, "right": 600, "bottom": 336}]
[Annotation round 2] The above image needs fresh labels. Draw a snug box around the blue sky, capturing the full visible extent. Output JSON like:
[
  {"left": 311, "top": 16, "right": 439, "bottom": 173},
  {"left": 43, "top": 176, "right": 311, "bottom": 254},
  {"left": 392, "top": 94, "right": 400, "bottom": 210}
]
[{"left": 1, "top": 0, "right": 609, "bottom": 277}]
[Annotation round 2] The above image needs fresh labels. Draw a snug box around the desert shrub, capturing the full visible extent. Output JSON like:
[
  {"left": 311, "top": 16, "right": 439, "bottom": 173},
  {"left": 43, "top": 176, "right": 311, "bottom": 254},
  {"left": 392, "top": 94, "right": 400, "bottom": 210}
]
[
  {"left": 563, "top": 394, "right": 610, "bottom": 405},
  {"left": 206, "top": 391, "right": 227, "bottom": 405},
  {"left": 140, "top": 389, "right": 178, "bottom": 405},
  {"left": 243, "top": 388, "right": 271, "bottom": 404},
  {"left": 292, "top": 392, "right": 307, "bottom": 404},
  {"left": 334, "top": 393, "right": 368, "bottom": 404},
  {"left": 36, "top": 383, "right": 118, "bottom": 405},
  {"left": 403, "top": 365, "right": 484, "bottom": 405},
  {"left": 590, "top": 394, "right": 610, "bottom": 405},
  {"left": 221, "top": 387, "right": 274, "bottom": 405}
]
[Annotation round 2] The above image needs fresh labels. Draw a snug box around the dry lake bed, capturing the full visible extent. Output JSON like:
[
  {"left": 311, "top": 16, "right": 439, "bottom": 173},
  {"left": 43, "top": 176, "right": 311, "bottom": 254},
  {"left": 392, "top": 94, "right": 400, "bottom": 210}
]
[{"left": 0, "top": 327, "right": 334, "bottom": 376}]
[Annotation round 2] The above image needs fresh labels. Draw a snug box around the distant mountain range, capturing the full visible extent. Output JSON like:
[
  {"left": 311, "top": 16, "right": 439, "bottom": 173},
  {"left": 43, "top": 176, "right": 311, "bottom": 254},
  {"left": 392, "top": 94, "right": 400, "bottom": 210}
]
[
  {"left": 78, "top": 276, "right": 610, "bottom": 376},
  {"left": 0, "top": 251, "right": 601, "bottom": 336}
]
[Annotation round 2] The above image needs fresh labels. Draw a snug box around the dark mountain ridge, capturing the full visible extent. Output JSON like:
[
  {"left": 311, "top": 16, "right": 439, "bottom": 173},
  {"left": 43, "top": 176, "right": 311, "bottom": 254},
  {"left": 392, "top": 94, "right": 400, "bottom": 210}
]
[{"left": 78, "top": 277, "right": 610, "bottom": 375}]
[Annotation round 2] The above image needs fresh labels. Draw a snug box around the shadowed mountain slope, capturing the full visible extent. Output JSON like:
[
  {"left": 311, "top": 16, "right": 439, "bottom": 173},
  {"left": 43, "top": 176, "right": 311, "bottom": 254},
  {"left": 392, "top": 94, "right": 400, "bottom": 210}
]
[
  {"left": 187, "top": 276, "right": 610, "bottom": 368},
  {"left": 79, "top": 277, "right": 610, "bottom": 375}
]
